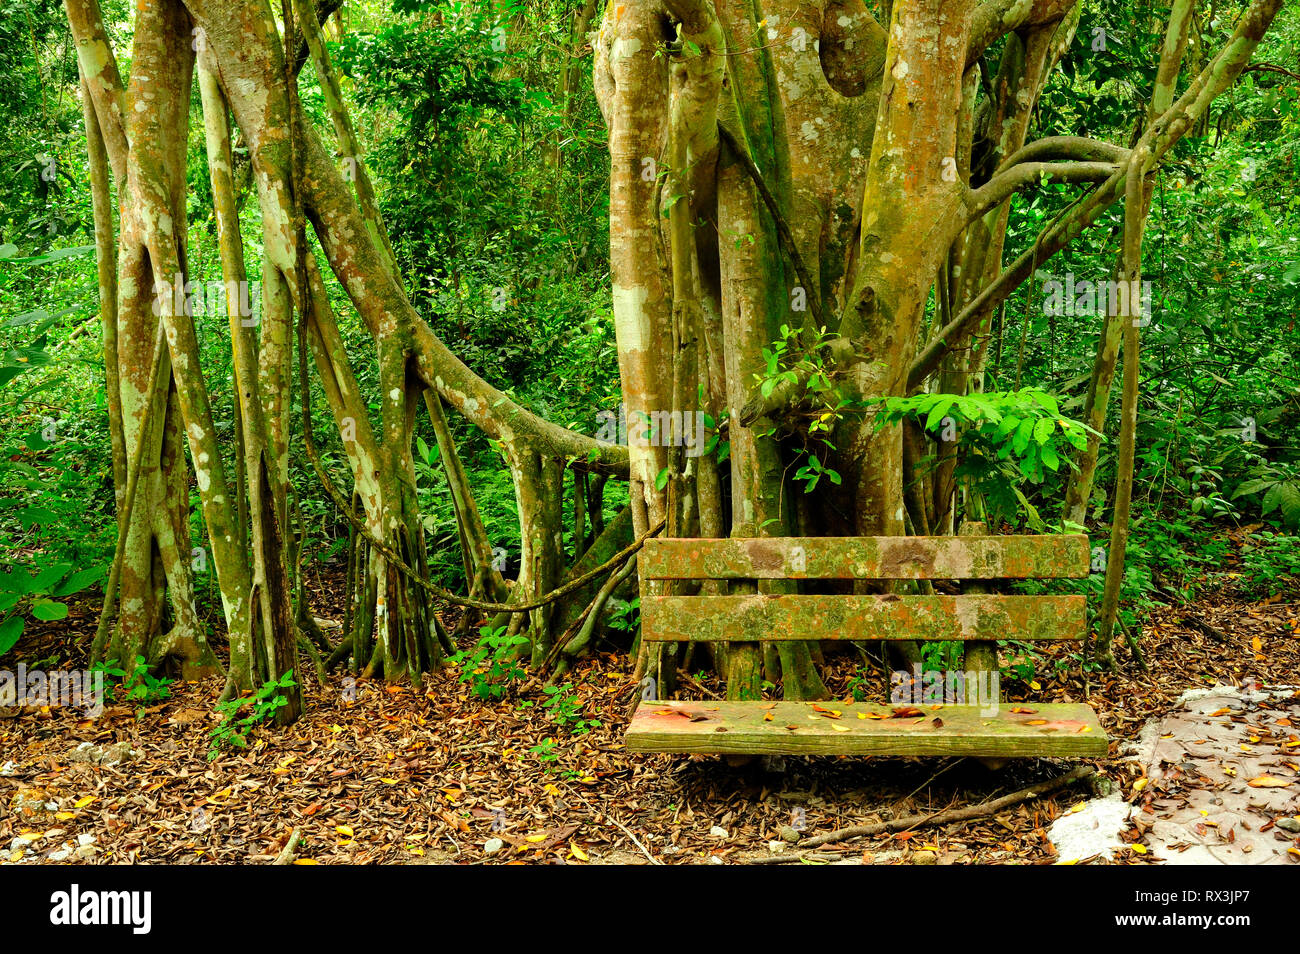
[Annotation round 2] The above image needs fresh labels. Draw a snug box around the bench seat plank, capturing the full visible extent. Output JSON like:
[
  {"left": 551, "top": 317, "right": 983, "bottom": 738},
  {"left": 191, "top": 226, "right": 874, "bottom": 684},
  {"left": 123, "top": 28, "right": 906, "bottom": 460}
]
[
  {"left": 641, "top": 594, "right": 1084, "bottom": 642},
  {"left": 640, "top": 535, "right": 1089, "bottom": 580},
  {"left": 626, "top": 700, "right": 1107, "bottom": 757}
]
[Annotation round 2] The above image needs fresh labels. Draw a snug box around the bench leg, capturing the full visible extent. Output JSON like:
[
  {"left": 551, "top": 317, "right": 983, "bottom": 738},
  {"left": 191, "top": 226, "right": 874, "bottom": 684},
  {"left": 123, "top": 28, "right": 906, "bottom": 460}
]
[{"left": 964, "top": 640, "right": 1002, "bottom": 771}]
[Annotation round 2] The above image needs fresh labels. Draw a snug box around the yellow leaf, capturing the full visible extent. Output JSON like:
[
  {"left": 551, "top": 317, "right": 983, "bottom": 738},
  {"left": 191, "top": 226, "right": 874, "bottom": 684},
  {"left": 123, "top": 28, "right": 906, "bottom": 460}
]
[
  {"left": 1247, "top": 775, "right": 1292, "bottom": 788},
  {"left": 526, "top": 834, "right": 546, "bottom": 843},
  {"left": 55, "top": 812, "right": 76, "bottom": 820},
  {"left": 1252, "top": 636, "right": 1262, "bottom": 653},
  {"left": 1132, "top": 778, "right": 1148, "bottom": 793},
  {"left": 1130, "top": 844, "right": 1147, "bottom": 854},
  {"left": 73, "top": 795, "right": 97, "bottom": 809},
  {"left": 336, "top": 825, "right": 355, "bottom": 836},
  {"left": 570, "top": 842, "right": 589, "bottom": 862},
  {"left": 831, "top": 723, "right": 850, "bottom": 732},
  {"left": 1030, "top": 680, "right": 1041, "bottom": 691},
  {"left": 857, "top": 712, "right": 867, "bottom": 719},
  {"left": 292, "top": 858, "right": 318, "bottom": 865}
]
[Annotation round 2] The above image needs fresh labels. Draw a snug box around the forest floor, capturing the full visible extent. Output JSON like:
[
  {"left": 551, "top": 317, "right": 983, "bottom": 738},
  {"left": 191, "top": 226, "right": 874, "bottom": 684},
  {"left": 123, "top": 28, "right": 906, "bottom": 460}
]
[{"left": 2, "top": 574, "right": 1298, "bottom": 865}]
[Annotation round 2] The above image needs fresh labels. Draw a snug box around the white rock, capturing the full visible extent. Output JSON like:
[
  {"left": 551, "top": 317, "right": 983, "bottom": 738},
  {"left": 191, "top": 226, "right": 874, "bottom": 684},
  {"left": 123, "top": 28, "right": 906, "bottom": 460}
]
[
  {"left": 484, "top": 838, "right": 504, "bottom": 855},
  {"left": 9, "top": 837, "right": 32, "bottom": 851},
  {"left": 76, "top": 833, "right": 96, "bottom": 847},
  {"left": 49, "top": 847, "right": 71, "bottom": 862},
  {"left": 1047, "top": 793, "right": 1131, "bottom": 862},
  {"left": 709, "top": 826, "right": 728, "bottom": 838}
]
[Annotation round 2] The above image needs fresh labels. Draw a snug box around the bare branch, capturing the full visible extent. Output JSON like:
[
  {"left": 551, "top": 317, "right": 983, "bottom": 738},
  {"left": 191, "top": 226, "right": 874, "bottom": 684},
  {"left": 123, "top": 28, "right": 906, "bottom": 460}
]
[{"left": 966, "top": 160, "right": 1118, "bottom": 221}]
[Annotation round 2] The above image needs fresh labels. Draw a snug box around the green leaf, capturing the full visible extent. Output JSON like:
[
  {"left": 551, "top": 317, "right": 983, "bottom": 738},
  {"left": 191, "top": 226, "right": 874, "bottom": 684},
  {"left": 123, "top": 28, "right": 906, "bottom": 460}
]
[
  {"left": 0, "top": 616, "right": 22, "bottom": 655},
  {"left": 1011, "top": 417, "right": 1035, "bottom": 455},
  {"left": 1232, "top": 478, "right": 1275, "bottom": 499},
  {"left": 1277, "top": 483, "right": 1300, "bottom": 529},
  {"left": 52, "top": 566, "right": 105, "bottom": 597},
  {"left": 925, "top": 397, "right": 956, "bottom": 434},
  {"left": 31, "top": 599, "right": 69, "bottom": 621},
  {"left": 1040, "top": 442, "right": 1060, "bottom": 471},
  {"left": 24, "top": 562, "right": 72, "bottom": 595}
]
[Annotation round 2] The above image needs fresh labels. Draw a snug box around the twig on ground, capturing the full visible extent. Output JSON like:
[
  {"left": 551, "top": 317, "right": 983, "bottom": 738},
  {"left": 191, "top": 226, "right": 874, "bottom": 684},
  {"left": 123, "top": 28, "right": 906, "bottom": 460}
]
[
  {"left": 272, "top": 827, "right": 303, "bottom": 865},
  {"left": 610, "top": 817, "right": 663, "bottom": 865},
  {"left": 742, "top": 766, "right": 1096, "bottom": 865}
]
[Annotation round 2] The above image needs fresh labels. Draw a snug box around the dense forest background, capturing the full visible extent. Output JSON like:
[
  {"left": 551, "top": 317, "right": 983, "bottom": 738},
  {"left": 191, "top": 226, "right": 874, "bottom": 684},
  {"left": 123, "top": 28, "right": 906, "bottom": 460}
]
[{"left": 1, "top": 0, "right": 1297, "bottom": 689}]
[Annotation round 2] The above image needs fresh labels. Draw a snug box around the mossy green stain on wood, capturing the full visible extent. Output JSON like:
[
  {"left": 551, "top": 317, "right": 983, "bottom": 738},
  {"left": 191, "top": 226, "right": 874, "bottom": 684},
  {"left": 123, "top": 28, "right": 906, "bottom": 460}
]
[
  {"left": 640, "top": 534, "right": 1089, "bottom": 580},
  {"left": 641, "top": 594, "right": 1084, "bottom": 642}
]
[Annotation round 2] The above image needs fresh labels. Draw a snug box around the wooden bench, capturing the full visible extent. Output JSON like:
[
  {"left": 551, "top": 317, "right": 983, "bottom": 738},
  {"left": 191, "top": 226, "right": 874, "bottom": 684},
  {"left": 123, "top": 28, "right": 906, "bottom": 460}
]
[{"left": 625, "top": 535, "right": 1107, "bottom": 759}]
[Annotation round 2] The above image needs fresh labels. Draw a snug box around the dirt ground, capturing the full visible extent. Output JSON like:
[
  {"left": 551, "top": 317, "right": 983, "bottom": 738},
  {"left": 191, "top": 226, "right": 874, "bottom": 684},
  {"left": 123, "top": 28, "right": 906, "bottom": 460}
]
[{"left": 2, "top": 585, "right": 1297, "bottom": 865}]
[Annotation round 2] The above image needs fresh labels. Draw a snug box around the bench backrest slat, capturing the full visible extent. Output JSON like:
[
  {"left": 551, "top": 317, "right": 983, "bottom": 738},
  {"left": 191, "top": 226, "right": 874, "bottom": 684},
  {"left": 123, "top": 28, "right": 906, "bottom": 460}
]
[
  {"left": 641, "top": 594, "right": 1085, "bottom": 643},
  {"left": 639, "top": 535, "right": 1088, "bottom": 581}
]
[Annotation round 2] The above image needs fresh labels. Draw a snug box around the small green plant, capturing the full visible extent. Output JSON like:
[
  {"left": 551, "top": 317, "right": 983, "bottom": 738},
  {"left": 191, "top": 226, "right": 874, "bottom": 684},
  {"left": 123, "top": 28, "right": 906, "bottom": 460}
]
[
  {"left": 449, "top": 623, "right": 529, "bottom": 699},
  {"left": 1237, "top": 530, "right": 1300, "bottom": 598},
  {"left": 529, "top": 737, "right": 559, "bottom": 763},
  {"left": 0, "top": 559, "right": 103, "bottom": 657},
  {"left": 845, "top": 666, "right": 872, "bottom": 702},
  {"left": 94, "top": 655, "right": 174, "bottom": 709},
  {"left": 540, "top": 683, "right": 600, "bottom": 735},
  {"left": 1231, "top": 463, "right": 1300, "bottom": 530},
  {"left": 607, "top": 596, "right": 639, "bottom": 636},
  {"left": 920, "top": 640, "right": 963, "bottom": 674},
  {"left": 208, "top": 671, "right": 296, "bottom": 759},
  {"left": 753, "top": 324, "right": 854, "bottom": 493},
  {"left": 874, "top": 389, "right": 1099, "bottom": 529}
]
